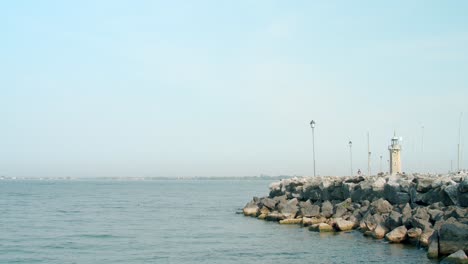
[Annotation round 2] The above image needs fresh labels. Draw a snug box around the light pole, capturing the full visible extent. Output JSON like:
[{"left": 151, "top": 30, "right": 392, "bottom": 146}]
[
  {"left": 310, "top": 120, "right": 316, "bottom": 177},
  {"left": 458, "top": 112, "right": 463, "bottom": 172},
  {"left": 349, "top": 141, "right": 353, "bottom": 176},
  {"left": 380, "top": 155, "right": 383, "bottom": 174}
]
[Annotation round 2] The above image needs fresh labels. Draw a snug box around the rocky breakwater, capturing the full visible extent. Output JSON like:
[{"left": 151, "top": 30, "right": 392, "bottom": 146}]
[{"left": 243, "top": 173, "right": 468, "bottom": 262}]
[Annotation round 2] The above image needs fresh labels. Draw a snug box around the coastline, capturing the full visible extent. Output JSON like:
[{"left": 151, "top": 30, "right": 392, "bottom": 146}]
[{"left": 243, "top": 173, "right": 468, "bottom": 262}]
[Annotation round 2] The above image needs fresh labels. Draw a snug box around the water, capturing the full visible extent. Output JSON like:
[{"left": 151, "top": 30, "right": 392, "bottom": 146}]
[{"left": 0, "top": 179, "right": 436, "bottom": 264}]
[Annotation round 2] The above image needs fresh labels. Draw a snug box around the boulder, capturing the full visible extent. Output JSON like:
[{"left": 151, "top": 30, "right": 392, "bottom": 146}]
[
  {"left": 243, "top": 201, "right": 259, "bottom": 216},
  {"left": 444, "top": 185, "right": 460, "bottom": 206},
  {"left": 372, "top": 223, "right": 389, "bottom": 239},
  {"left": 333, "top": 204, "right": 348, "bottom": 218},
  {"left": 427, "top": 232, "right": 439, "bottom": 259},
  {"left": 261, "top": 198, "right": 277, "bottom": 210},
  {"left": 370, "top": 198, "right": 393, "bottom": 214},
  {"left": 309, "top": 223, "right": 334, "bottom": 232},
  {"left": 278, "top": 198, "right": 298, "bottom": 219},
  {"left": 439, "top": 222, "right": 468, "bottom": 256},
  {"left": 417, "top": 177, "right": 435, "bottom": 193},
  {"left": 299, "top": 201, "right": 321, "bottom": 217},
  {"left": 407, "top": 227, "right": 422, "bottom": 244},
  {"left": 384, "top": 182, "right": 410, "bottom": 204},
  {"left": 385, "top": 225, "right": 407, "bottom": 243},
  {"left": 386, "top": 211, "right": 402, "bottom": 230},
  {"left": 440, "top": 250, "right": 468, "bottom": 264},
  {"left": 279, "top": 218, "right": 302, "bottom": 225},
  {"left": 265, "top": 211, "right": 285, "bottom": 221},
  {"left": 335, "top": 219, "right": 355, "bottom": 231},
  {"left": 459, "top": 177, "right": 468, "bottom": 193},
  {"left": 419, "top": 228, "right": 434, "bottom": 247},
  {"left": 321, "top": 201, "right": 333, "bottom": 218},
  {"left": 402, "top": 203, "right": 412, "bottom": 226}
]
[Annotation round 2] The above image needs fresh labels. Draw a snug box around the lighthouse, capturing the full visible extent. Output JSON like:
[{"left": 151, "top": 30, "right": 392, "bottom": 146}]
[{"left": 388, "top": 134, "right": 402, "bottom": 174}]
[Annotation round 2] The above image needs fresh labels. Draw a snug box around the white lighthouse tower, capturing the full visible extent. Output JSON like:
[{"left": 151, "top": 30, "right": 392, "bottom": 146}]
[{"left": 388, "top": 133, "right": 402, "bottom": 174}]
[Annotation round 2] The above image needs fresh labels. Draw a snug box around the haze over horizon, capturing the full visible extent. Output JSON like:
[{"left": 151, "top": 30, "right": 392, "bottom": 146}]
[{"left": 1, "top": 1, "right": 467, "bottom": 178}]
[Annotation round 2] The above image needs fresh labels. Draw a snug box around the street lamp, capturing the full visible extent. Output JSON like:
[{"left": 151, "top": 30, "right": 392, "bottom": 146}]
[
  {"left": 349, "top": 141, "right": 353, "bottom": 176},
  {"left": 310, "top": 120, "right": 316, "bottom": 177}
]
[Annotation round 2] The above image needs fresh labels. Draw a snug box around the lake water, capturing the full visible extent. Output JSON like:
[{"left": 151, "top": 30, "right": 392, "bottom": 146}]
[{"left": 0, "top": 179, "right": 436, "bottom": 264}]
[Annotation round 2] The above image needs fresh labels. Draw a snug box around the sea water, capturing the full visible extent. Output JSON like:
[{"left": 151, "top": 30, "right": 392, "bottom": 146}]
[{"left": 0, "top": 179, "right": 436, "bottom": 264}]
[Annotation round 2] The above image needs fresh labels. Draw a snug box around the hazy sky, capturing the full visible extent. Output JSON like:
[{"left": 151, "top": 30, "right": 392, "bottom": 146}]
[{"left": 1, "top": 1, "right": 467, "bottom": 178}]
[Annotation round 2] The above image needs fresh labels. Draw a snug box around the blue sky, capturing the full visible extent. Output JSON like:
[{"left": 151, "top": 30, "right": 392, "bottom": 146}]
[{"left": 1, "top": 1, "right": 468, "bottom": 177}]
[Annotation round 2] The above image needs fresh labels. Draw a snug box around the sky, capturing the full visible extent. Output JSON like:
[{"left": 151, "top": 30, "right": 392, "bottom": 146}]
[{"left": 1, "top": 1, "right": 468, "bottom": 178}]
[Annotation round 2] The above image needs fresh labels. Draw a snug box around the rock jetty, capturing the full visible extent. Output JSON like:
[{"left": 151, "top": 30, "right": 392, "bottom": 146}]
[{"left": 243, "top": 173, "right": 468, "bottom": 261}]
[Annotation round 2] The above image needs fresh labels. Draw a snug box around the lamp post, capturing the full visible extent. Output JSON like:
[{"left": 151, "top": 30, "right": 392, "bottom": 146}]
[
  {"left": 310, "top": 120, "right": 316, "bottom": 177},
  {"left": 349, "top": 141, "right": 353, "bottom": 176},
  {"left": 380, "top": 155, "right": 383, "bottom": 174}
]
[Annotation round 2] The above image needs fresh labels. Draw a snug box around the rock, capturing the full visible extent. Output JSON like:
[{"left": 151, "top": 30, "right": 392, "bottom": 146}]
[
  {"left": 439, "top": 222, "right": 468, "bottom": 255},
  {"left": 410, "top": 217, "right": 432, "bottom": 231},
  {"left": 385, "top": 225, "right": 407, "bottom": 243},
  {"left": 444, "top": 185, "right": 460, "bottom": 206},
  {"left": 299, "top": 201, "right": 320, "bottom": 217},
  {"left": 440, "top": 250, "right": 468, "bottom": 264},
  {"left": 459, "top": 177, "right": 468, "bottom": 193},
  {"left": 261, "top": 198, "right": 277, "bottom": 210},
  {"left": 243, "top": 201, "right": 259, "bottom": 216},
  {"left": 309, "top": 223, "right": 334, "bottom": 232},
  {"left": 372, "top": 223, "right": 389, "bottom": 239},
  {"left": 402, "top": 203, "right": 412, "bottom": 226},
  {"left": 265, "top": 211, "right": 285, "bottom": 221},
  {"left": 279, "top": 198, "right": 298, "bottom": 219},
  {"left": 334, "top": 204, "right": 348, "bottom": 218},
  {"left": 372, "top": 177, "right": 386, "bottom": 191},
  {"left": 321, "top": 201, "right": 333, "bottom": 218},
  {"left": 335, "top": 219, "right": 355, "bottom": 231},
  {"left": 386, "top": 211, "right": 402, "bottom": 230},
  {"left": 407, "top": 227, "right": 422, "bottom": 244},
  {"left": 427, "top": 232, "right": 439, "bottom": 259},
  {"left": 419, "top": 228, "right": 434, "bottom": 247},
  {"left": 370, "top": 198, "right": 393, "bottom": 214},
  {"left": 279, "top": 218, "right": 302, "bottom": 224},
  {"left": 384, "top": 182, "right": 410, "bottom": 204},
  {"left": 459, "top": 193, "right": 468, "bottom": 207},
  {"left": 417, "top": 177, "right": 435, "bottom": 193},
  {"left": 364, "top": 213, "right": 385, "bottom": 232},
  {"left": 428, "top": 209, "right": 444, "bottom": 222}
]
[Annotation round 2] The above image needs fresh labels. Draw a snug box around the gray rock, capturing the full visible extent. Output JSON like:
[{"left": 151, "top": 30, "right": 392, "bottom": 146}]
[
  {"left": 335, "top": 219, "right": 355, "bottom": 231},
  {"left": 279, "top": 198, "right": 298, "bottom": 219},
  {"left": 427, "top": 232, "right": 439, "bottom": 259},
  {"left": 419, "top": 228, "right": 434, "bottom": 247},
  {"left": 385, "top": 225, "right": 407, "bottom": 243},
  {"left": 334, "top": 204, "right": 348, "bottom": 218},
  {"left": 444, "top": 185, "right": 460, "bottom": 206},
  {"left": 459, "top": 177, "right": 468, "bottom": 193},
  {"left": 299, "top": 201, "right": 320, "bottom": 217},
  {"left": 321, "top": 200, "right": 333, "bottom": 218},
  {"left": 459, "top": 193, "right": 468, "bottom": 207},
  {"left": 417, "top": 177, "right": 435, "bottom": 193},
  {"left": 386, "top": 210, "right": 402, "bottom": 230},
  {"left": 243, "top": 200, "right": 259, "bottom": 216},
  {"left": 370, "top": 198, "right": 393, "bottom": 214},
  {"left": 440, "top": 249, "right": 468, "bottom": 264},
  {"left": 439, "top": 222, "right": 468, "bottom": 256},
  {"left": 261, "top": 198, "right": 277, "bottom": 210},
  {"left": 402, "top": 203, "right": 412, "bottom": 226},
  {"left": 265, "top": 211, "right": 286, "bottom": 221},
  {"left": 428, "top": 209, "right": 444, "bottom": 222}
]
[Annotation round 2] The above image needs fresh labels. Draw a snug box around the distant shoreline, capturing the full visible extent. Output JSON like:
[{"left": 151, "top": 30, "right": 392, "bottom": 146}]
[{"left": 0, "top": 175, "right": 297, "bottom": 181}]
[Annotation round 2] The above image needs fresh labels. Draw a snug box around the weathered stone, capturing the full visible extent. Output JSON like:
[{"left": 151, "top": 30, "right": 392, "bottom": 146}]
[
  {"left": 321, "top": 200, "right": 333, "bottom": 218},
  {"left": 370, "top": 198, "right": 393, "bottom": 214},
  {"left": 459, "top": 177, "right": 468, "bottom": 193},
  {"left": 407, "top": 227, "right": 422, "bottom": 241},
  {"left": 279, "top": 218, "right": 302, "bottom": 224},
  {"left": 419, "top": 228, "right": 434, "bottom": 247},
  {"left": 243, "top": 201, "right": 259, "bottom": 216},
  {"left": 261, "top": 198, "right": 277, "bottom": 210},
  {"left": 265, "top": 211, "right": 285, "bottom": 221},
  {"left": 372, "top": 223, "right": 389, "bottom": 239},
  {"left": 439, "top": 222, "right": 468, "bottom": 256},
  {"left": 402, "top": 203, "right": 412, "bottom": 226},
  {"left": 299, "top": 200, "right": 320, "bottom": 217},
  {"left": 427, "top": 232, "right": 439, "bottom": 259},
  {"left": 384, "top": 182, "right": 410, "bottom": 204},
  {"left": 417, "top": 177, "right": 435, "bottom": 193},
  {"left": 440, "top": 249, "right": 468, "bottom": 264},
  {"left": 428, "top": 209, "right": 444, "bottom": 222},
  {"left": 385, "top": 225, "right": 407, "bottom": 243},
  {"left": 334, "top": 204, "right": 348, "bottom": 218},
  {"left": 335, "top": 219, "right": 355, "bottom": 231},
  {"left": 279, "top": 198, "right": 298, "bottom": 219},
  {"left": 386, "top": 210, "right": 402, "bottom": 230},
  {"left": 444, "top": 185, "right": 460, "bottom": 206},
  {"left": 309, "top": 223, "right": 334, "bottom": 232},
  {"left": 459, "top": 193, "right": 468, "bottom": 207},
  {"left": 410, "top": 217, "right": 432, "bottom": 231}
]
